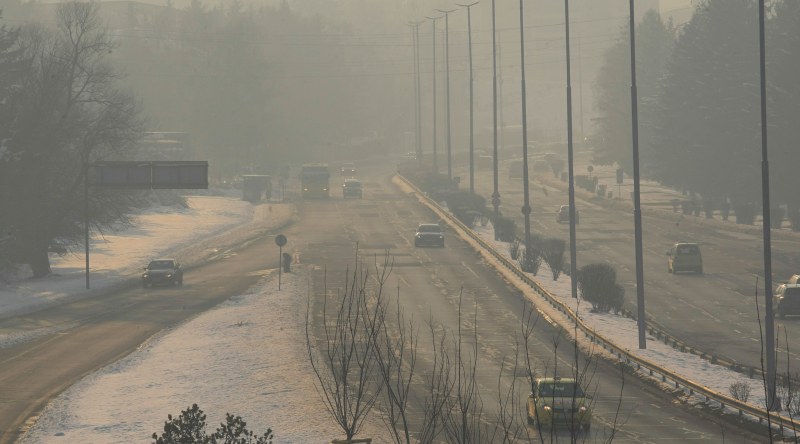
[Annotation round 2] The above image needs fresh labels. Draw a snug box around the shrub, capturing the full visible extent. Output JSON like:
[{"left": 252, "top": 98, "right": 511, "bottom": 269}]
[
  {"left": 509, "top": 238, "right": 521, "bottom": 260},
  {"left": 769, "top": 207, "right": 785, "bottom": 229},
  {"left": 493, "top": 217, "right": 516, "bottom": 242},
  {"left": 789, "top": 207, "right": 800, "bottom": 232},
  {"left": 577, "top": 263, "right": 625, "bottom": 313},
  {"left": 728, "top": 381, "right": 751, "bottom": 403},
  {"left": 518, "top": 247, "right": 542, "bottom": 275},
  {"left": 541, "top": 238, "right": 566, "bottom": 281},
  {"left": 733, "top": 202, "right": 755, "bottom": 225},
  {"left": 445, "top": 191, "right": 487, "bottom": 228},
  {"left": 152, "top": 404, "right": 274, "bottom": 444}
]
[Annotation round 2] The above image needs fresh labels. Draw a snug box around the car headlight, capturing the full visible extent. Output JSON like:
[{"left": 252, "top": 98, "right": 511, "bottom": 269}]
[
  {"left": 166, "top": 273, "right": 172, "bottom": 278},
  {"left": 542, "top": 405, "right": 552, "bottom": 412},
  {"left": 438, "top": 235, "right": 443, "bottom": 238},
  {"left": 143, "top": 273, "right": 149, "bottom": 279},
  {"left": 304, "top": 188, "right": 309, "bottom": 191},
  {"left": 579, "top": 405, "right": 588, "bottom": 413}
]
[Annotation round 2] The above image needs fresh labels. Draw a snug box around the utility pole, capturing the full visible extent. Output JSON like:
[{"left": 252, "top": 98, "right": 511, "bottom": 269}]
[
  {"left": 518, "top": 0, "right": 532, "bottom": 268},
  {"left": 491, "top": 0, "right": 501, "bottom": 237},
  {"left": 757, "top": 0, "right": 776, "bottom": 410},
  {"left": 427, "top": 16, "right": 440, "bottom": 173},
  {"left": 458, "top": 2, "right": 479, "bottom": 195},
  {"left": 564, "top": 0, "right": 578, "bottom": 299},
  {"left": 437, "top": 8, "right": 456, "bottom": 180},
  {"left": 627, "top": 0, "right": 646, "bottom": 348}
]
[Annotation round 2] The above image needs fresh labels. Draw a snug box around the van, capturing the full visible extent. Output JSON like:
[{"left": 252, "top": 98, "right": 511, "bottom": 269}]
[{"left": 667, "top": 242, "right": 703, "bottom": 275}]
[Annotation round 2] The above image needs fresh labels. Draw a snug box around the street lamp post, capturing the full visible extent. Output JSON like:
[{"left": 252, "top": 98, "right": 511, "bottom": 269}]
[
  {"left": 409, "top": 22, "right": 422, "bottom": 167},
  {"left": 437, "top": 9, "right": 456, "bottom": 180},
  {"left": 627, "top": 0, "right": 646, "bottom": 349},
  {"left": 426, "top": 16, "right": 440, "bottom": 173},
  {"left": 458, "top": 2, "right": 479, "bottom": 195},
  {"left": 757, "top": 0, "right": 776, "bottom": 410},
  {"left": 564, "top": 0, "right": 578, "bottom": 299},
  {"left": 518, "top": 0, "right": 532, "bottom": 267},
  {"left": 491, "top": 0, "right": 501, "bottom": 237}
]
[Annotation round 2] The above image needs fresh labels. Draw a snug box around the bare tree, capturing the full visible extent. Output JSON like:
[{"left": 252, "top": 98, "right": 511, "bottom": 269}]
[
  {"left": 372, "top": 278, "right": 418, "bottom": 444},
  {"left": 305, "top": 253, "right": 388, "bottom": 441},
  {"left": 3, "top": 2, "right": 142, "bottom": 277}
]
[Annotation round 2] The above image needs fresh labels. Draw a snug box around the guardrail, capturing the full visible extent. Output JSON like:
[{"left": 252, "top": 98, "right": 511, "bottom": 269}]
[{"left": 397, "top": 174, "right": 800, "bottom": 436}]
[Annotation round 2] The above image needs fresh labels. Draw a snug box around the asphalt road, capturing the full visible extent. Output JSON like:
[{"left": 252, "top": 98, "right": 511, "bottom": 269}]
[
  {"left": 458, "top": 152, "right": 800, "bottom": 379},
  {"left": 302, "top": 166, "right": 766, "bottom": 443},
  {"left": 0, "top": 163, "right": 773, "bottom": 443}
]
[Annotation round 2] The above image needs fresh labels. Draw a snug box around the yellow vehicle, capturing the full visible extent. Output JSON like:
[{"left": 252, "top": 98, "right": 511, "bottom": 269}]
[{"left": 527, "top": 377, "right": 592, "bottom": 433}]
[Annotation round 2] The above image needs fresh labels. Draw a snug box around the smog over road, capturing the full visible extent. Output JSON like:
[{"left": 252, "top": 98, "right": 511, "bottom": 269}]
[{"left": 1, "top": 0, "right": 799, "bottom": 443}]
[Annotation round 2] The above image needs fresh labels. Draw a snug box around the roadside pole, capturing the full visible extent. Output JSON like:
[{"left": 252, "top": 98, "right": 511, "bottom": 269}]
[{"left": 275, "top": 234, "right": 287, "bottom": 290}]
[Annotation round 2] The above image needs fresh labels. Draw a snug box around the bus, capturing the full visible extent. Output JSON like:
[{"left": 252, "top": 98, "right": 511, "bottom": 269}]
[{"left": 301, "top": 163, "right": 330, "bottom": 198}]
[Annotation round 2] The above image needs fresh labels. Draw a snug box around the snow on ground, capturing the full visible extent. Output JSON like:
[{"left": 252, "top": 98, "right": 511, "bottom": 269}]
[
  {"left": 18, "top": 270, "right": 389, "bottom": 443},
  {"left": 471, "top": 223, "right": 782, "bottom": 419}
]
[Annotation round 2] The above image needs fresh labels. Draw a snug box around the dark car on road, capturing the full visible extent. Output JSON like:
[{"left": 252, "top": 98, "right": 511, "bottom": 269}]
[
  {"left": 774, "top": 284, "right": 800, "bottom": 318},
  {"left": 414, "top": 223, "right": 444, "bottom": 248},
  {"left": 142, "top": 258, "right": 183, "bottom": 288},
  {"left": 666, "top": 242, "right": 703, "bottom": 274},
  {"left": 342, "top": 178, "right": 363, "bottom": 199},
  {"left": 556, "top": 205, "right": 579, "bottom": 224}
]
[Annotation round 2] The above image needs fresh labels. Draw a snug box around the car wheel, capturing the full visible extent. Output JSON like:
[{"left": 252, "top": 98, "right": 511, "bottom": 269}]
[
  {"left": 668, "top": 265, "right": 672, "bottom": 274},
  {"left": 527, "top": 413, "right": 535, "bottom": 426},
  {"left": 179, "top": 277, "right": 184, "bottom": 286}
]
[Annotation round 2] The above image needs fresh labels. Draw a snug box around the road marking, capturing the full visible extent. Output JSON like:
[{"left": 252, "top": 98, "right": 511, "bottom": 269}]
[{"left": 461, "top": 261, "right": 480, "bottom": 279}]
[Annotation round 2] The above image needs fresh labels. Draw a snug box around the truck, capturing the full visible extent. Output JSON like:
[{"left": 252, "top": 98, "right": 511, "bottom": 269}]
[
  {"left": 242, "top": 175, "right": 272, "bottom": 203},
  {"left": 301, "top": 163, "right": 330, "bottom": 199}
]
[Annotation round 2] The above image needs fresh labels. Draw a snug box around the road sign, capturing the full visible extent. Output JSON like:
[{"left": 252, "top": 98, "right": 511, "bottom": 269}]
[
  {"left": 94, "top": 161, "right": 208, "bottom": 189},
  {"left": 275, "top": 234, "right": 287, "bottom": 247}
]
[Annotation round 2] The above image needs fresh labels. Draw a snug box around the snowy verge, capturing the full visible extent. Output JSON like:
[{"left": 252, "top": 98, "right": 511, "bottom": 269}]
[{"left": 18, "top": 268, "right": 390, "bottom": 444}]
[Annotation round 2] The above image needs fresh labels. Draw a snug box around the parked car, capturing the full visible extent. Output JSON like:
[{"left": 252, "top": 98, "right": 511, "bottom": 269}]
[
  {"left": 142, "top": 258, "right": 183, "bottom": 287},
  {"left": 342, "top": 178, "right": 363, "bottom": 199},
  {"left": 666, "top": 242, "right": 703, "bottom": 274},
  {"left": 527, "top": 376, "right": 592, "bottom": 432},
  {"left": 774, "top": 284, "right": 800, "bottom": 318},
  {"left": 414, "top": 223, "right": 444, "bottom": 248},
  {"left": 556, "top": 205, "right": 579, "bottom": 224}
]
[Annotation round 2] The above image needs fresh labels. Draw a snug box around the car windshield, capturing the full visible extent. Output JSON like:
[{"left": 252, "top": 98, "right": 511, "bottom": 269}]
[
  {"left": 418, "top": 225, "right": 441, "bottom": 233},
  {"left": 539, "top": 381, "right": 584, "bottom": 398},
  {"left": 148, "top": 260, "right": 175, "bottom": 270},
  {"left": 676, "top": 245, "right": 699, "bottom": 255}
]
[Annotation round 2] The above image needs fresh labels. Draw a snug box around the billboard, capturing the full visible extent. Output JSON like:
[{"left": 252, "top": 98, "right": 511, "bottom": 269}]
[{"left": 94, "top": 161, "right": 208, "bottom": 189}]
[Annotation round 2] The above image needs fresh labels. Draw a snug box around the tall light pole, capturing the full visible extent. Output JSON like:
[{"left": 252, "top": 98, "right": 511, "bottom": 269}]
[
  {"left": 437, "top": 8, "right": 456, "bottom": 180},
  {"left": 564, "top": 0, "right": 578, "bottom": 300},
  {"left": 518, "top": 0, "right": 532, "bottom": 268},
  {"left": 626, "top": 0, "right": 646, "bottom": 349},
  {"left": 757, "top": 0, "right": 776, "bottom": 410},
  {"left": 491, "top": 0, "right": 501, "bottom": 237},
  {"left": 458, "top": 2, "right": 479, "bottom": 194},
  {"left": 427, "top": 16, "right": 440, "bottom": 173},
  {"left": 410, "top": 21, "right": 423, "bottom": 167}
]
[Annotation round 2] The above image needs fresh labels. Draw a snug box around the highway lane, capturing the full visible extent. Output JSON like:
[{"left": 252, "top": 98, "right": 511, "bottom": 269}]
[
  {"left": 458, "top": 155, "right": 800, "bottom": 379},
  {"left": 302, "top": 165, "right": 763, "bottom": 442}
]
